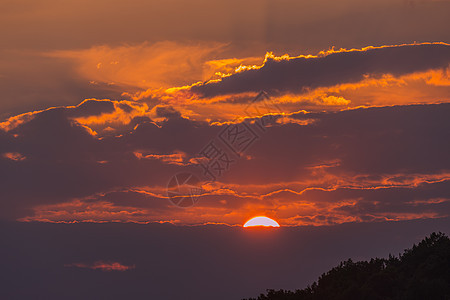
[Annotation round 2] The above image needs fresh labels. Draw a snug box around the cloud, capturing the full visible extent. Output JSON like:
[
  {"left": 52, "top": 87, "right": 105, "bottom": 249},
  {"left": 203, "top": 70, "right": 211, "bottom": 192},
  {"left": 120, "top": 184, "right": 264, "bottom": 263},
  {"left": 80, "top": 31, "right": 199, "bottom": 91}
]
[
  {"left": 191, "top": 43, "right": 450, "bottom": 97},
  {"left": 133, "top": 151, "right": 188, "bottom": 166},
  {"left": 1, "top": 72, "right": 450, "bottom": 224},
  {"left": 65, "top": 261, "right": 135, "bottom": 271},
  {"left": 69, "top": 99, "right": 116, "bottom": 118},
  {"left": 3, "top": 98, "right": 448, "bottom": 225},
  {"left": 114, "top": 43, "right": 450, "bottom": 123},
  {"left": 2, "top": 0, "right": 450, "bottom": 118},
  {"left": 2, "top": 152, "right": 26, "bottom": 161},
  {"left": 3, "top": 43, "right": 449, "bottom": 125},
  {"left": 47, "top": 41, "right": 261, "bottom": 90},
  {"left": 19, "top": 173, "right": 450, "bottom": 225}
]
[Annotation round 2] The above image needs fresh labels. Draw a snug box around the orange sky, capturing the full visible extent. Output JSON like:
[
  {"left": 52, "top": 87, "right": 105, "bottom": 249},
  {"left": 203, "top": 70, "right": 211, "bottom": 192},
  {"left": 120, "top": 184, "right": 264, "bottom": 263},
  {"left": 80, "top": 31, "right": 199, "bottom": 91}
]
[{"left": 2, "top": 3, "right": 450, "bottom": 300}]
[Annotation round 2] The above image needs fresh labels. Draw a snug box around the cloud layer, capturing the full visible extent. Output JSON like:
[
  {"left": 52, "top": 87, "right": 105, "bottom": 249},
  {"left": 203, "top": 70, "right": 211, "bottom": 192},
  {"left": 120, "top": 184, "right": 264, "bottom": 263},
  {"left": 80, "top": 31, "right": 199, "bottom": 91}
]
[
  {"left": 1, "top": 96, "right": 449, "bottom": 225},
  {"left": 191, "top": 43, "right": 450, "bottom": 97},
  {"left": 0, "top": 42, "right": 449, "bottom": 225}
]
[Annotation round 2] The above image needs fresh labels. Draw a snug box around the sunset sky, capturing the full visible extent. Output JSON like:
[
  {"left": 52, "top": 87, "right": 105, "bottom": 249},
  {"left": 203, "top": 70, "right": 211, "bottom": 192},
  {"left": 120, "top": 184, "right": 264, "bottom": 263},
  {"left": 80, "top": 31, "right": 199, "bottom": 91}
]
[{"left": 1, "top": 0, "right": 450, "bottom": 299}]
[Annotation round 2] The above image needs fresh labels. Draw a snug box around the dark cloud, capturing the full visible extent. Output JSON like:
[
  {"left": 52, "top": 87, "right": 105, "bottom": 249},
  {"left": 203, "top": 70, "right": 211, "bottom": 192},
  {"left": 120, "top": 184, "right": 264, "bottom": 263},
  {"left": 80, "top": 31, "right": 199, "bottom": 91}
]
[
  {"left": 0, "top": 104, "right": 215, "bottom": 219},
  {"left": 191, "top": 43, "right": 450, "bottom": 97},
  {"left": 69, "top": 99, "right": 116, "bottom": 118},
  {"left": 228, "top": 103, "right": 450, "bottom": 184},
  {"left": 272, "top": 180, "right": 450, "bottom": 217},
  {"left": 0, "top": 101, "right": 449, "bottom": 223},
  {"left": 155, "top": 105, "right": 182, "bottom": 119}
]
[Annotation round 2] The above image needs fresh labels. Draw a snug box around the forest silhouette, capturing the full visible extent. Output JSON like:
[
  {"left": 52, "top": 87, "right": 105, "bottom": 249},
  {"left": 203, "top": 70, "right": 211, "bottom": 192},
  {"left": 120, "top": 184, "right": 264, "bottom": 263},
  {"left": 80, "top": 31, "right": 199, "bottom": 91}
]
[{"left": 244, "top": 232, "right": 450, "bottom": 300}]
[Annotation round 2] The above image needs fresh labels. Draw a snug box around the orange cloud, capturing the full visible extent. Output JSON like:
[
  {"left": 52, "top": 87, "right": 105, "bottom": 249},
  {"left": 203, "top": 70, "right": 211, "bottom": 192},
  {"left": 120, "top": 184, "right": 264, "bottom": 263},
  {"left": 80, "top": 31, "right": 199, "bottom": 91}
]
[
  {"left": 18, "top": 171, "right": 450, "bottom": 226},
  {"left": 2, "top": 152, "right": 26, "bottom": 161},
  {"left": 65, "top": 261, "right": 135, "bottom": 271},
  {"left": 117, "top": 49, "right": 449, "bottom": 123},
  {"left": 275, "top": 116, "right": 316, "bottom": 126},
  {"left": 70, "top": 100, "right": 151, "bottom": 133},
  {"left": 404, "top": 66, "right": 450, "bottom": 86},
  {"left": 133, "top": 151, "right": 188, "bottom": 166},
  {"left": 0, "top": 110, "right": 38, "bottom": 132},
  {"left": 46, "top": 41, "right": 262, "bottom": 91}
]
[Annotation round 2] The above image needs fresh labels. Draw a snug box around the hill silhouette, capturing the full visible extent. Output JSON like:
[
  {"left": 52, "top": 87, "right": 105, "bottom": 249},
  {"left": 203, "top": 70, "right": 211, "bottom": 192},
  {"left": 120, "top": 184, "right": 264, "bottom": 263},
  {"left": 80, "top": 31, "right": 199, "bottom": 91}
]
[{"left": 244, "top": 232, "right": 450, "bottom": 300}]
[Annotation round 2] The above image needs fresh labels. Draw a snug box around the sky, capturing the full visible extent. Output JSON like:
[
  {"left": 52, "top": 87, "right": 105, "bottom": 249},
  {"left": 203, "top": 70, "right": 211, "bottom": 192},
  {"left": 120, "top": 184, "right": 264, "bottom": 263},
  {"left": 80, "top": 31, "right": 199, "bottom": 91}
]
[{"left": 0, "top": 0, "right": 450, "bottom": 299}]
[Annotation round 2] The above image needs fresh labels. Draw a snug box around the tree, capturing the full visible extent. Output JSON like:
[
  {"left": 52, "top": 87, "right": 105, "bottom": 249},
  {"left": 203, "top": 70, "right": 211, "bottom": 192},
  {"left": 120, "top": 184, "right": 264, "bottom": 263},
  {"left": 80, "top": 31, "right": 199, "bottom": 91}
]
[{"left": 244, "top": 232, "right": 450, "bottom": 300}]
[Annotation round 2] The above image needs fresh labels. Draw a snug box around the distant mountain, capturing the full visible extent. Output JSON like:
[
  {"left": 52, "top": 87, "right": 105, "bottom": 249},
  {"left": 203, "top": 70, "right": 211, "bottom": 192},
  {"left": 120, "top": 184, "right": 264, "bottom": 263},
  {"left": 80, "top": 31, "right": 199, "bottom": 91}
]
[{"left": 244, "top": 232, "right": 450, "bottom": 300}]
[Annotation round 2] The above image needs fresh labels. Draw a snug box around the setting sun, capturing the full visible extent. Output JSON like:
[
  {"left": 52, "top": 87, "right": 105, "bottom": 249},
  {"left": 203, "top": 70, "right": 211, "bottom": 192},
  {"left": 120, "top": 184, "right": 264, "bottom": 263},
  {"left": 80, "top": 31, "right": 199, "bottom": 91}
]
[{"left": 243, "top": 216, "right": 280, "bottom": 228}]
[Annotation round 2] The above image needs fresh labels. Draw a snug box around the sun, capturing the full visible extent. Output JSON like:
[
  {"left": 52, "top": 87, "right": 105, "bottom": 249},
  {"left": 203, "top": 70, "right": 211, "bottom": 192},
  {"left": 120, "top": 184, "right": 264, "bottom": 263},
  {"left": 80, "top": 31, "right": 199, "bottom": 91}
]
[{"left": 243, "top": 216, "right": 280, "bottom": 228}]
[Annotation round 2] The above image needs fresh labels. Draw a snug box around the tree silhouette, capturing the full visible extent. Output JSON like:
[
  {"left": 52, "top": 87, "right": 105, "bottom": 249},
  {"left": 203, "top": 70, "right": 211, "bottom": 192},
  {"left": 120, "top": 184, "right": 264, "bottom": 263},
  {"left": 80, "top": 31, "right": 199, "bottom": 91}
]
[{"left": 244, "top": 232, "right": 450, "bottom": 300}]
